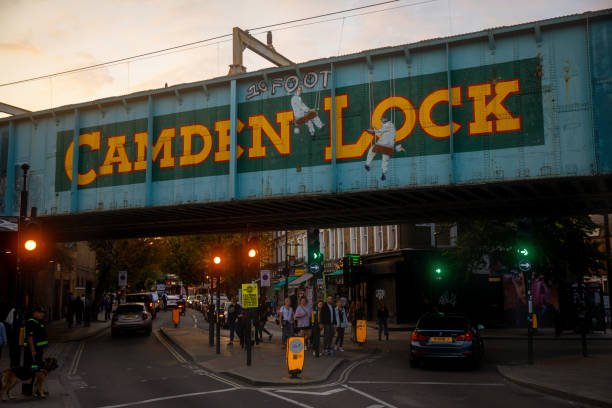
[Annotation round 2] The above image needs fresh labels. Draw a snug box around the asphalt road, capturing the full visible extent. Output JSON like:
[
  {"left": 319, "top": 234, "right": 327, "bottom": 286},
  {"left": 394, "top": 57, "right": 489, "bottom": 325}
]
[{"left": 63, "top": 309, "right": 607, "bottom": 408}]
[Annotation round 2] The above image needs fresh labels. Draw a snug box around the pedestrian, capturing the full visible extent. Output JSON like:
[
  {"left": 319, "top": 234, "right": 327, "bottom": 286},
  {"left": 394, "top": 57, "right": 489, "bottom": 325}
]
[
  {"left": 103, "top": 296, "right": 112, "bottom": 321},
  {"left": 256, "top": 302, "right": 273, "bottom": 343},
  {"left": 0, "top": 320, "right": 6, "bottom": 360},
  {"left": 74, "top": 295, "right": 83, "bottom": 326},
  {"left": 378, "top": 303, "right": 389, "bottom": 341},
  {"left": 320, "top": 295, "right": 336, "bottom": 355},
  {"left": 83, "top": 296, "right": 91, "bottom": 327},
  {"left": 311, "top": 300, "right": 323, "bottom": 357},
  {"left": 279, "top": 297, "right": 294, "bottom": 346},
  {"left": 295, "top": 297, "right": 312, "bottom": 350},
  {"left": 226, "top": 297, "right": 241, "bottom": 346},
  {"left": 23, "top": 306, "right": 48, "bottom": 374},
  {"left": 66, "top": 293, "right": 75, "bottom": 328},
  {"left": 334, "top": 299, "right": 348, "bottom": 352}
]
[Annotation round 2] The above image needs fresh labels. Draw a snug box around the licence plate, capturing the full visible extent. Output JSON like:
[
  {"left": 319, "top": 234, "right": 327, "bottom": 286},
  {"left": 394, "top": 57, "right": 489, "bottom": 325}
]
[
  {"left": 124, "top": 315, "right": 137, "bottom": 319},
  {"left": 430, "top": 337, "right": 452, "bottom": 343}
]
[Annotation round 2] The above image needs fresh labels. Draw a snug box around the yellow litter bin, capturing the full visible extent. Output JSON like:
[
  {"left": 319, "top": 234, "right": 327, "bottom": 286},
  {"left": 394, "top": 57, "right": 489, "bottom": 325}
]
[
  {"left": 286, "top": 337, "right": 305, "bottom": 378},
  {"left": 356, "top": 320, "right": 367, "bottom": 344}
]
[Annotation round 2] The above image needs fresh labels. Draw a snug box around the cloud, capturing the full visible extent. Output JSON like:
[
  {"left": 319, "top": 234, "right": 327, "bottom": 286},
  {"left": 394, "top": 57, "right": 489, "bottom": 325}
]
[{"left": 0, "top": 39, "right": 40, "bottom": 55}]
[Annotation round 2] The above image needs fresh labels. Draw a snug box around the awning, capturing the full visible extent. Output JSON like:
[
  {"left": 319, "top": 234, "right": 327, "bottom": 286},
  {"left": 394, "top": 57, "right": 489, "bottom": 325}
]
[
  {"left": 288, "top": 273, "right": 313, "bottom": 287},
  {"left": 326, "top": 270, "right": 343, "bottom": 276},
  {"left": 273, "top": 276, "right": 299, "bottom": 290}
]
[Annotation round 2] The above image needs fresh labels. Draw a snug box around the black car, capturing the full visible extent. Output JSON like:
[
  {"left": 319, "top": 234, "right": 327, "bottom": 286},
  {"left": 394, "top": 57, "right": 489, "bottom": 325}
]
[{"left": 409, "top": 313, "right": 484, "bottom": 369}]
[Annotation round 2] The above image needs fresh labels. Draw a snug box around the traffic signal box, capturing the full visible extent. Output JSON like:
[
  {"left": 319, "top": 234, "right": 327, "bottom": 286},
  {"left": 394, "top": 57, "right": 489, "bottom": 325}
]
[
  {"left": 245, "top": 236, "right": 259, "bottom": 271},
  {"left": 20, "top": 218, "right": 43, "bottom": 263},
  {"left": 307, "top": 228, "right": 322, "bottom": 266},
  {"left": 342, "top": 254, "right": 362, "bottom": 286}
]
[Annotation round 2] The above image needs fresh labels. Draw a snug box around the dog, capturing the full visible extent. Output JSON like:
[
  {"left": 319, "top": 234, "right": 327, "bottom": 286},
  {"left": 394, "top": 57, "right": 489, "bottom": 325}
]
[{"left": 1, "top": 357, "right": 59, "bottom": 401}]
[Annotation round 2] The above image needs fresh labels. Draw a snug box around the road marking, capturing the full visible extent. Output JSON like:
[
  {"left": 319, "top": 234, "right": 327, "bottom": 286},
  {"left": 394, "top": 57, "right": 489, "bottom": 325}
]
[
  {"left": 342, "top": 384, "right": 398, "bottom": 408},
  {"left": 154, "top": 330, "right": 187, "bottom": 363},
  {"left": 258, "top": 389, "right": 316, "bottom": 408},
  {"left": 348, "top": 381, "right": 504, "bottom": 386},
  {"left": 276, "top": 387, "right": 346, "bottom": 396},
  {"left": 69, "top": 343, "right": 85, "bottom": 375},
  {"left": 95, "top": 387, "right": 237, "bottom": 408}
]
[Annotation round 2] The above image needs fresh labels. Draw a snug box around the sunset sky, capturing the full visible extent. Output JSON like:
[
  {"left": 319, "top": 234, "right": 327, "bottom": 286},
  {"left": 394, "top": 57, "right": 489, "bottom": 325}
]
[{"left": 0, "top": 0, "right": 610, "bottom": 116}]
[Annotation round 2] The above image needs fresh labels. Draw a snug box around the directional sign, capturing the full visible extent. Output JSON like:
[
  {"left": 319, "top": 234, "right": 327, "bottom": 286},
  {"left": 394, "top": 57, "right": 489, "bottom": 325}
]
[
  {"left": 118, "top": 271, "right": 127, "bottom": 288},
  {"left": 309, "top": 263, "right": 321, "bottom": 273},
  {"left": 518, "top": 259, "right": 531, "bottom": 272},
  {"left": 241, "top": 283, "right": 258, "bottom": 308}
]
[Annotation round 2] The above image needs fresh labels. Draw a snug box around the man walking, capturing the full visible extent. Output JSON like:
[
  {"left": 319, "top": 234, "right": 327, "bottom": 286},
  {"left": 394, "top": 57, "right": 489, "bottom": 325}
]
[
  {"left": 279, "top": 298, "right": 294, "bottom": 346},
  {"left": 320, "top": 295, "right": 336, "bottom": 355},
  {"left": 23, "top": 307, "right": 48, "bottom": 373},
  {"left": 334, "top": 299, "right": 348, "bottom": 352},
  {"left": 378, "top": 303, "right": 389, "bottom": 341},
  {"left": 311, "top": 300, "right": 323, "bottom": 357},
  {"left": 227, "top": 297, "right": 241, "bottom": 346}
]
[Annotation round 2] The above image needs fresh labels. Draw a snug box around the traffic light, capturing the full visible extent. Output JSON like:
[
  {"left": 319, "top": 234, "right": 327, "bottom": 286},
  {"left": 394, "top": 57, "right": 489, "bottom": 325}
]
[
  {"left": 433, "top": 266, "right": 443, "bottom": 280},
  {"left": 20, "top": 219, "right": 42, "bottom": 259},
  {"left": 211, "top": 246, "right": 223, "bottom": 270},
  {"left": 515, "top": 218, "right": 534, "bottom": 269},
  {"left": 245, "top": 236, "right": 260, "bottom": 271},
  {"left": 307, "top": 228, "right": 322, "bottom": 265}
]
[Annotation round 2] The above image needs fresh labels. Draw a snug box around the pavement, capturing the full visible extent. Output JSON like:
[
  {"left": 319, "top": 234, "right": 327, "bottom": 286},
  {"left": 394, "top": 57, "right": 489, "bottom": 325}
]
[{"left": 159, "top": 310, "right": 378, "bottom": 386}]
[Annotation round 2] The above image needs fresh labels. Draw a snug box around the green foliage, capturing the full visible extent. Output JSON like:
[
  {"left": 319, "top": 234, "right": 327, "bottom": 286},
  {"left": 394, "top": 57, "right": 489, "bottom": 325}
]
[{"left": 453, "top": 216, "right": 604, "bottom": 283}]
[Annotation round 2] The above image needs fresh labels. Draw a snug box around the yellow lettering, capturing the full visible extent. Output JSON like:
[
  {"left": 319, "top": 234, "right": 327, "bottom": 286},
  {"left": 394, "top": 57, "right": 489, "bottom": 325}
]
[
  {"left": 419, "top": 87, "right": 462, "bottom": 138},
  {"left": 371, "top": 96, "right": 416, "bottom": 143},
  {"left": 152, "top": 128, "right": 176, "bottom": 168},
  {"left": 324, "top": 94, "right": 372, "bottom": 161},
  {"left": 99, "top": 135, "right": 132, "bottom": 176},
  {"left": 214, "top": 119, "right": 245, "bottom": 162},
  {"left": 63, "top": 131, "right": 100, "bottom": 186},
  {"left": 248, "top": 112, "right": 293, "bottom": 158},
  {"left": 179, "top": 124, "right": 213, "bottom": 167},
  {"left": 133, "top": 131, "right": 147, "bottom": 171},
  {"left": 468, "top": 79, "right": 521, "bottom": 135}
]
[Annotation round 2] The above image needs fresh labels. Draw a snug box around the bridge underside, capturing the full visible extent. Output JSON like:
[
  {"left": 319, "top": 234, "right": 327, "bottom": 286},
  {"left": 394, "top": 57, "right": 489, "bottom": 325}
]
[{"left": 41, "top": 175, "right": 612, "bottom": 242}]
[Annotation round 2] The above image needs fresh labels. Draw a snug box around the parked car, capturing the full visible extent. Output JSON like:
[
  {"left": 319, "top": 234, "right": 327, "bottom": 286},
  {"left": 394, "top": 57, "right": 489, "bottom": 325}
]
[
  {"left": 125, "top": 293, "right": 157, "bottom": 319},
  {"left": 111, "top": 303, "right": 153, "bottom": 337},
  {"left": 409, "top": 313, "right": 484, "bottom": 369}
]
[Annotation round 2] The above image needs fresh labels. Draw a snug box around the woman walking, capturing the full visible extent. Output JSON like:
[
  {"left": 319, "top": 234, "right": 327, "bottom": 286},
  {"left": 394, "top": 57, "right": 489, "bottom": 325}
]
[{"left": 295, "top": 297, "right": 312, "bottom": 350}]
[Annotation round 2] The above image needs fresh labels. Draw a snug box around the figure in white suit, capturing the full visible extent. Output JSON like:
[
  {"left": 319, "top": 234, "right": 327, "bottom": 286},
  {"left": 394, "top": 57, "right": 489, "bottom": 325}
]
[
  {"left": 364, "top": 116, "right": 405, "bottom": 181},
  {"left": 291, "top": 86, "right": 325, "bottom": 139}
]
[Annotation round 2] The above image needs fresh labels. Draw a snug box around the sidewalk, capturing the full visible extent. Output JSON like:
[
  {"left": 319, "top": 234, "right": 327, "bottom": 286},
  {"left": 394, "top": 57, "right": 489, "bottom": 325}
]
[
  {"left": 47, "top": 315, "right": 110, "bottom": 343},
  {"left": 160, "top": 314, "right": 379, "bottom": 386},
  {"left": 497, "top": 354, "right": 612, "bottom": 408},
  {"left": 483, "top": 327, "right": 612, "bottom": 340}
]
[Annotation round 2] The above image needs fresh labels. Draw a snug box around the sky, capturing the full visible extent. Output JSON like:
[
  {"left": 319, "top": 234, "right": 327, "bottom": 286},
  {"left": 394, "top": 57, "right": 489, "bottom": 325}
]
[{"left": 0, "top": 0, "right": 610, "bottom": 116}]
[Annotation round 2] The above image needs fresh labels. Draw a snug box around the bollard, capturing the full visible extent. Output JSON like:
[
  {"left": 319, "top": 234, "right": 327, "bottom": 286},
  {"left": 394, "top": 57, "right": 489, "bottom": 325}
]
[{"left": 286, "top": 337, "right": 305, "bottom": 378}]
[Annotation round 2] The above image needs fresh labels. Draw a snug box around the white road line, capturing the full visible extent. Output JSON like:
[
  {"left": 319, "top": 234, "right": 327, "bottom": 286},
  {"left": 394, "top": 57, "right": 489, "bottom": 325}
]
[
  {"left": 276, "top": 387, "right": 345, "bottom": 396},
  {"left": 258, "top": 389, "right": 316, "bottom": 408},
  {"left": 95, "top": 387, "right": 237, "bottom": 408},
  {"left": 348, "top": 381, "right": 504, "bottom": 386},
  {"left": 69, "top": 343, "right": 85, "bottom": 375},
  {"left": 342, "top": 384, "right": 398, "bottom": 408}
]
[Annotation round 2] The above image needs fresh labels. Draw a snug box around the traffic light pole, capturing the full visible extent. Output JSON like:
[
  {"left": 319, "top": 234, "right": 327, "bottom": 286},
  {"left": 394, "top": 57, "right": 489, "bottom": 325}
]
[
  {"left": 15, "top": 163, "right": 30, "bottom": 309},
  {"left": 526, "top": 271, "right": 534, "bottom": 365},
  {"left": 216, "top": 273, "right": 221, "bottom": 355}
]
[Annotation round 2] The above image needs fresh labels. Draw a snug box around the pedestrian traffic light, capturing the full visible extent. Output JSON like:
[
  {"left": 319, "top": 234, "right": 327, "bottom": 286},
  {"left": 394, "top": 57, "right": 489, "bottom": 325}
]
[
  {"left": 307, "top": 227, "right": 322, "bottom": 265},
  {"left": 434, "top": 266, "right": 443, "bottom": 280}
]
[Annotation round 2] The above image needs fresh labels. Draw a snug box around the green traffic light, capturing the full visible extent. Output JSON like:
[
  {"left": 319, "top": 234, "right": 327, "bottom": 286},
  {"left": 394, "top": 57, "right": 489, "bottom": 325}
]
[
  {"left": 517, "top": 248, "right": 529, "bottom": 256},
  {"left": 435, "top": 268, "right": 441, "bottom": 274}
]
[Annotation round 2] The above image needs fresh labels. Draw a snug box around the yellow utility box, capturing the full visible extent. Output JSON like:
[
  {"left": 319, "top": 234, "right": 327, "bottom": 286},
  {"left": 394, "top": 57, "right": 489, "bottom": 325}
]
[
  {"left": 356, "top": 320, "right": 367, "bottom": 344},
  {"left": 286, "top": 337, "right": 305, "bottom": 378}
]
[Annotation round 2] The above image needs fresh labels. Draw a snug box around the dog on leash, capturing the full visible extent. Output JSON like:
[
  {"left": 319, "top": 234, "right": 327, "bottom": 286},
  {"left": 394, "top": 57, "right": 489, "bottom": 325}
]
[{"left": 1, "top": 357, "right": 59, "bottom": 400}]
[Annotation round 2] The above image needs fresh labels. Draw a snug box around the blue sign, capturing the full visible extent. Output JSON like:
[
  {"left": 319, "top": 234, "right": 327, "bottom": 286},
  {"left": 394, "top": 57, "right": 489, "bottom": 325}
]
[
  {"left": 309, "top": 263, "right": 321, "bottom": 274},
  {"left": 519, "top": 260, "right": 531, "bottom": 272}
]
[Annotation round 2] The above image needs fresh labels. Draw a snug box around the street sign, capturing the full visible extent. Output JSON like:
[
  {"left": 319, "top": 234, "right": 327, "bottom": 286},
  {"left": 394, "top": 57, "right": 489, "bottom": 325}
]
[
  {"left": 519, "top": 259, "right": 531, "bottom": 272},
  {"left": 294, "top": 267, "right": 305, "bottom": 276},
  {"left": 260, "top": 270, "right": 270, "bottom": 287},
  {"left": 118, "top": 271, "right": 127, "bottom": 288},
  {"left": 156, "top": 284, "right": 166, "bottom": 292},
  {"left": 241, "top": 283, "right": 258, "bottom": 308},
  {"left": 309, "top": 263, "right": 321, "bottom": 273},
  {"left": 376, "top": 289, "right": 385, "bottom": 300}
]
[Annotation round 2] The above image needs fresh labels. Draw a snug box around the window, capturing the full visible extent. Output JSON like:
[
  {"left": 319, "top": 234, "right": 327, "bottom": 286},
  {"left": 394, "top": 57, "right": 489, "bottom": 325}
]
[
  {"left": 329, "top": 229, "right": 336, "bottom": 260},
  {"left": 387, "top": 225, "right": 398, "bottom": 250},
  {"left": 297, "top": 236, "right": 303, "bottom": 259},
  {"left": 337, "top": 229, "right": 344, "bottom": 258},
  {"left": 350, "top": 228, "right": 357, "bottom": 253},
  {"left": 360, "top": 227, "right": 368, "bottom": 254},
  {"left": 319, "top": 230, "right": 326, "bottom": 259},
  {"left": 374, "top": 226, "right": 383, "bottom": 252}
]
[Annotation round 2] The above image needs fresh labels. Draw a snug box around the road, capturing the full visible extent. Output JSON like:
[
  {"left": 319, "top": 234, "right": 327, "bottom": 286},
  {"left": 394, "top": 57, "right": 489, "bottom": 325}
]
[{"left": 59, "top": 309, "right": 608, "bottom": 408}]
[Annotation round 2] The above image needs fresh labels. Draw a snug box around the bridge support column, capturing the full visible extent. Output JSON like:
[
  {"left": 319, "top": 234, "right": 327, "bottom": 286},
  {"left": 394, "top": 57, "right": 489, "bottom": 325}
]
[
  {"left": 4, "top": 121, "right": 15, "bottom": 215},
  {"left": 230, "top": 79, "right": 237, "bottom": 200},
  {"left": 70, "top": 109, "right": 80, "bottom": 213},
  {"left": 145, "top": 96, "right": 154, "bottom": 206}
]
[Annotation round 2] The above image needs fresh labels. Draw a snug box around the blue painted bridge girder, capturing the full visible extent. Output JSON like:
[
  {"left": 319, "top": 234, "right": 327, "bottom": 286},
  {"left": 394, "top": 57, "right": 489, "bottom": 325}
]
[{"left": 0, "top": 9, "right": 611, "bottom": 241}]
